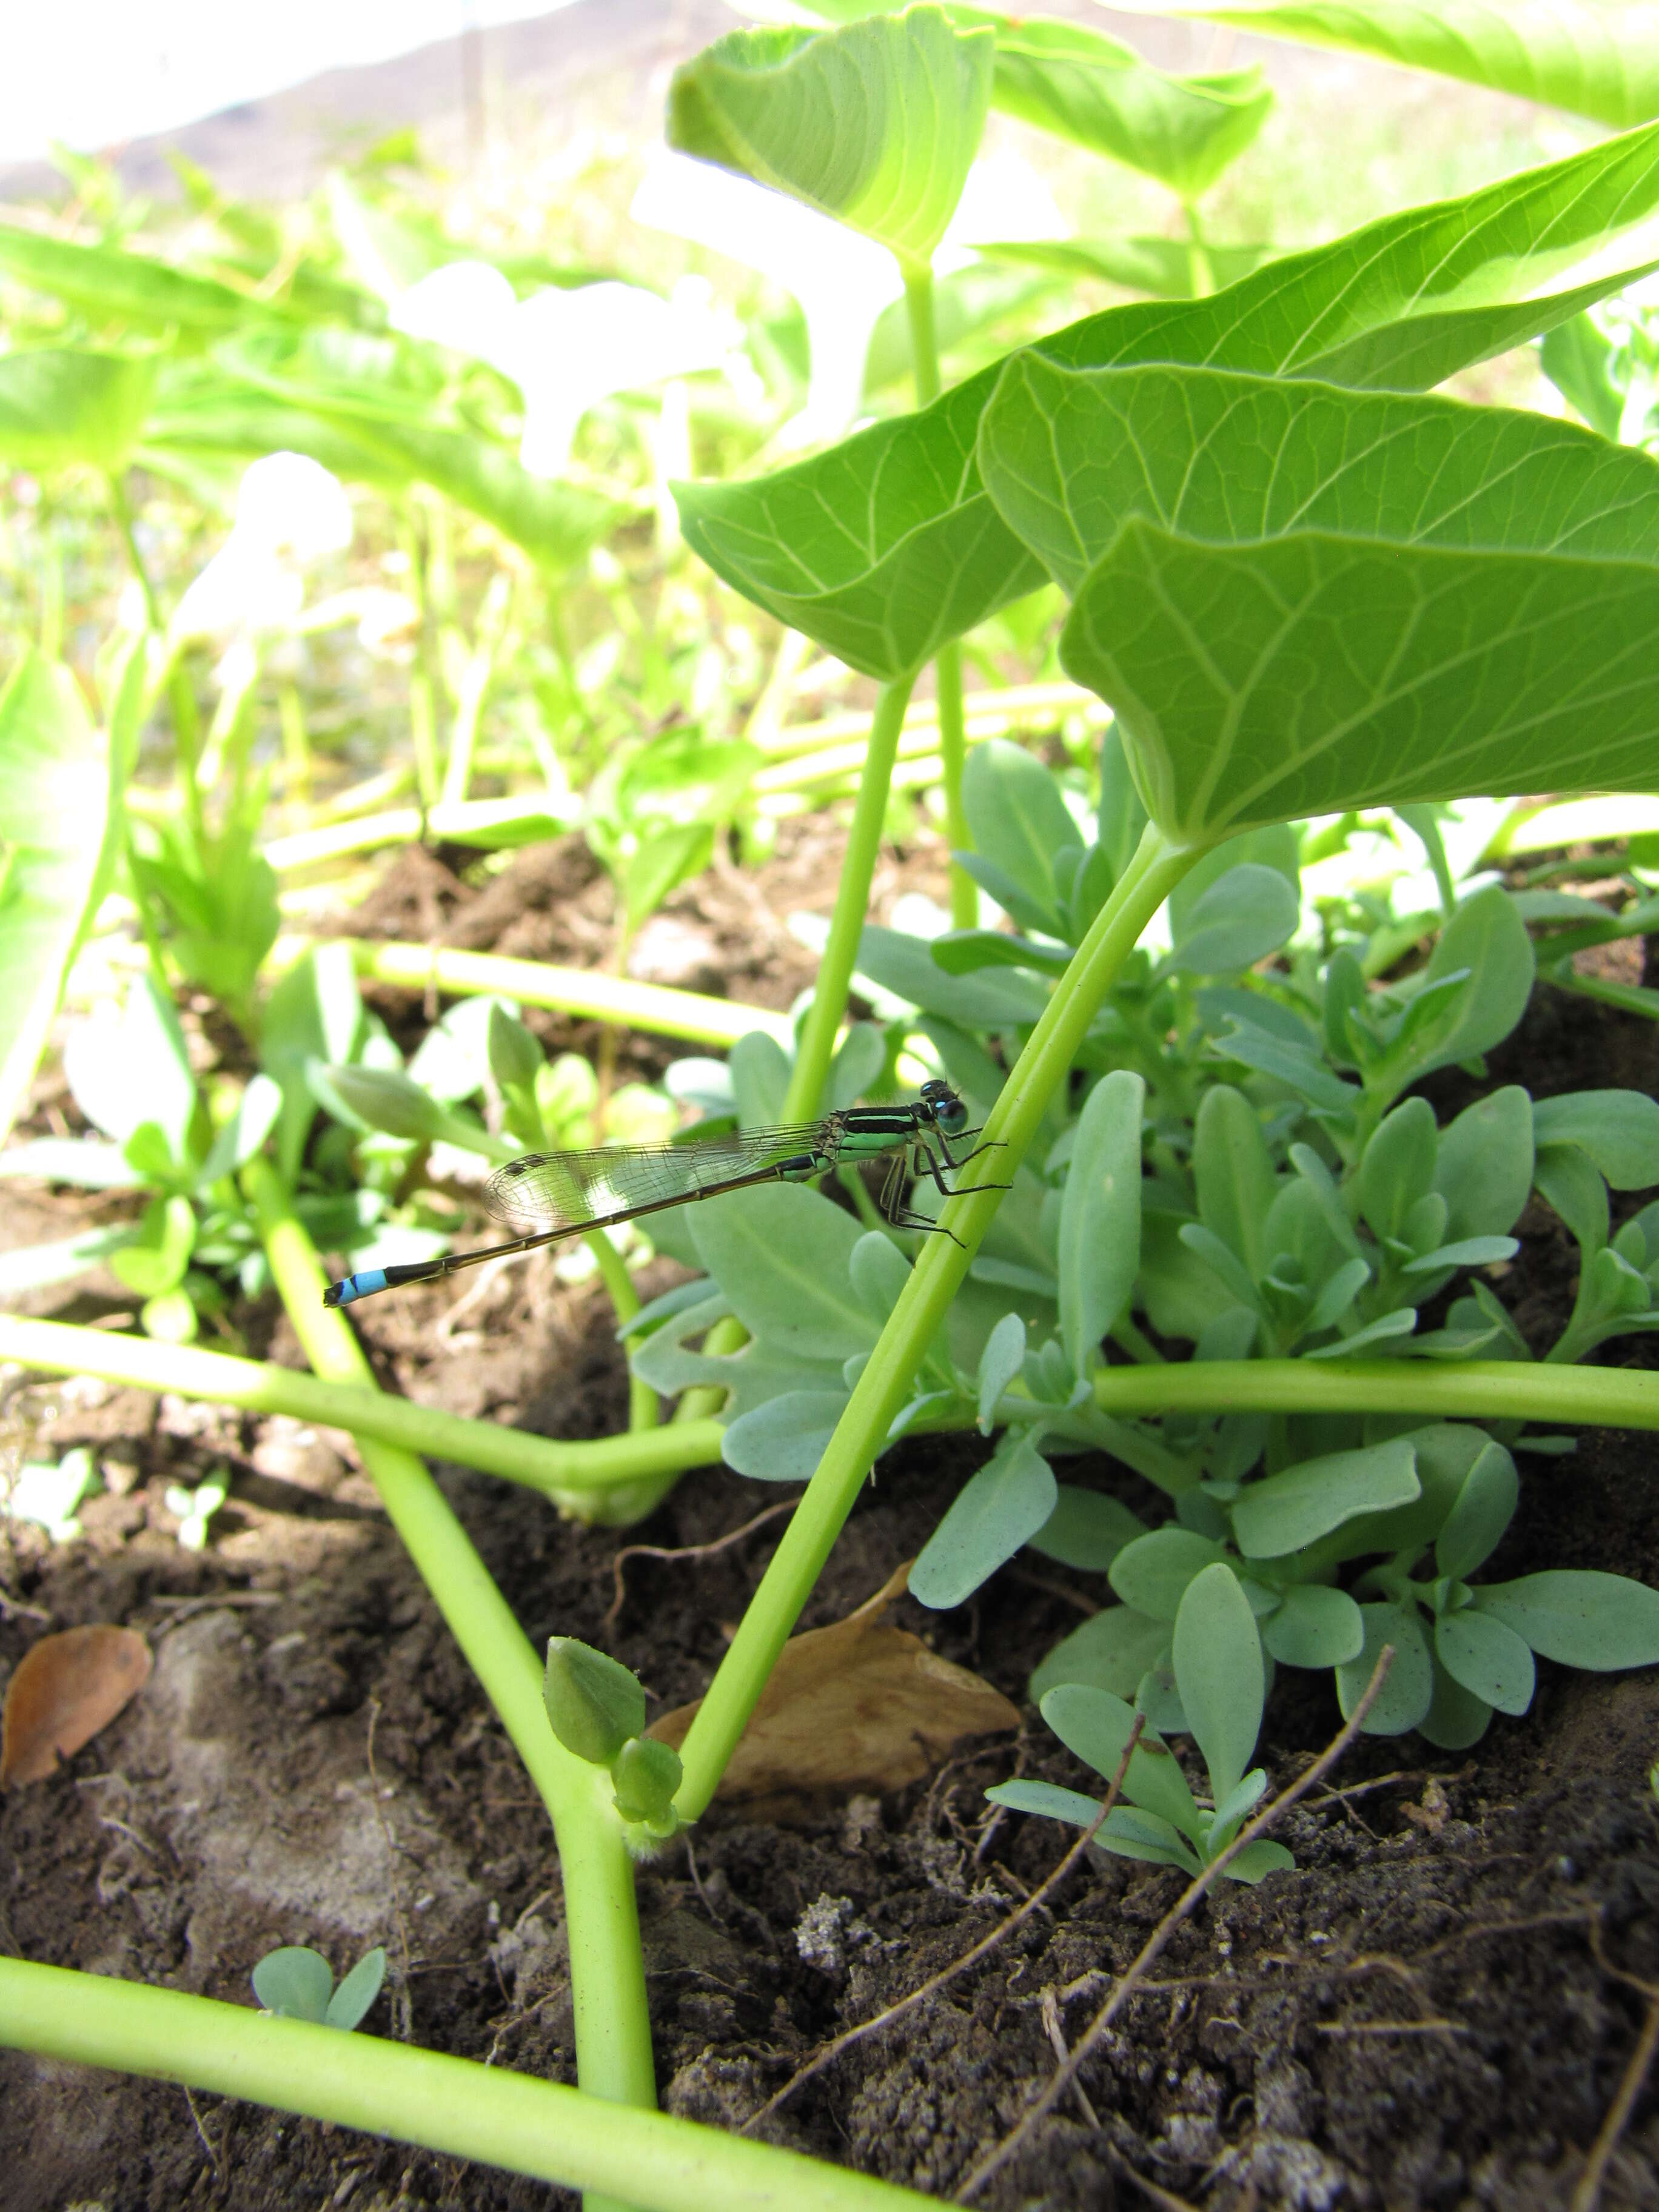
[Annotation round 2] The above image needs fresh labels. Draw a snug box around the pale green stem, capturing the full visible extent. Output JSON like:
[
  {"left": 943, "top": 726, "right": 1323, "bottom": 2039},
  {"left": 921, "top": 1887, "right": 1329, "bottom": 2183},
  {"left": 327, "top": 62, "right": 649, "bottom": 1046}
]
[
  {"left": 106, "top": 471, "right": 161, "bottom": 631},
  {"left": 264, "top": 796, "right": 566, "bottom": 873},
  {"left": 1085, "top": 1358, "right": 1659, "bottom": 1430},
  {"left": 901, "top": 263, "right": 976, "bottom": 933},
  {"left": 278, "top": 681, "right": 312, "bottom": 805},
  {"left": 273, "top": 937, "right": 796, "bottom": 1052},
  {"left": 782, "top": 675, "right": 915, "bottom": 1122},
  {"left": 241, "top": 1160, "right": 657, "bottom": 2150},
  {"left": 674, "top": 823, "right": 1198, "bottom": 1818},
  {"left": 0, "top": 1314, "right": 721, "bottom": 1509},
  {"left": 0, "top": 1959, "right": 927, "bottom": 2212},
  {"left": 1184, "top": 203, "right": 1215, "bottom": 298},
  {"left": 440, "top": 571, "right": 514, "bottom": 809}
]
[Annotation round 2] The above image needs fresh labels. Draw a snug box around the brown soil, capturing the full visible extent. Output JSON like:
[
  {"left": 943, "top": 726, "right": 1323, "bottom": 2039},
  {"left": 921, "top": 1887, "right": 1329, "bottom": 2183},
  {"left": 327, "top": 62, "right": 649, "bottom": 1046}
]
[{"left": 2, "top": 843, "right": 1658, "bottom": 2212}]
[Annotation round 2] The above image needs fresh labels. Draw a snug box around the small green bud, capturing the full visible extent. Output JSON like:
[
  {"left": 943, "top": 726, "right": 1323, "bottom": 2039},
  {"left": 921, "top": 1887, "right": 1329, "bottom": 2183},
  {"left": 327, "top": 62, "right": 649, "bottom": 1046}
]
[
  {"left": 543, "top": 1638, "right": 646, "bottom": 1766},
  {"left": 488, "top": 1004, "right": 544, "bottom": 1091},
  {"left": 609, "top": 1735, "right": 682, "bottom": 1827}
]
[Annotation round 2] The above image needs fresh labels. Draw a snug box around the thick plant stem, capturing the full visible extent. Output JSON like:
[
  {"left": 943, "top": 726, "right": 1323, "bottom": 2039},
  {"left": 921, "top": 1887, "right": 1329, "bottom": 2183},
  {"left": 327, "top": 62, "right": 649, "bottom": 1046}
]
[
  {"left": 241, "top": 1162, "right": 658, "bottom": 2156},
  {"left": 0, "top": 1314, "right": 722, "bottom": 1507},
  {"left": 901, "top": 264, "right": 976, "bottom": 932},
  {"left": 0, "top": 1959, "right": 928, "bottom": 2212},
  {"left": 106, "top": 472, "right": 161, "bottom": 631},
  {"left": 1090, "top": 1356, "right": 1659, "bottom": 1430},
  {"left": 782, "top": 674, "right": 915, "bottom": 1122},
  {"left": 675, "top": 823, "right": 1198, "bottom": 1818},
  {"left": 280, "top": 937, "right": 794, "bottom": 1053}
]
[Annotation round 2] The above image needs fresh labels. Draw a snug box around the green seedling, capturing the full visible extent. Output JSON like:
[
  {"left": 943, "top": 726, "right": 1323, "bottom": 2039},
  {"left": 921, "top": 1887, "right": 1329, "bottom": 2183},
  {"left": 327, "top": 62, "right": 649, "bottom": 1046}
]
[
  {"left": 5, "top": 1447, "right": 102, "bottom": 1544},
  {"left": 989, "top": 1563, "right": 1293, "bottom": 1883},
  {"left": 251, "top": 1944, "right": 386, "bottom": 2033},
  {"left": 163, "top": 1469, "right": 229, "bottom": 1551}
]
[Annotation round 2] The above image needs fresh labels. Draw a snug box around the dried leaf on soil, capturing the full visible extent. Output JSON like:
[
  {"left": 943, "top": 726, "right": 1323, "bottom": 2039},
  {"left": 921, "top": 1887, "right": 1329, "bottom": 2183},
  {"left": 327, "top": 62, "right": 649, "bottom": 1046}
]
[
  {"left": 649, "top": 1563, "right": 1019, "bottom": 1817},
  {"left": 1, "top": 1623, "right": 153, "bottom": 1786}
]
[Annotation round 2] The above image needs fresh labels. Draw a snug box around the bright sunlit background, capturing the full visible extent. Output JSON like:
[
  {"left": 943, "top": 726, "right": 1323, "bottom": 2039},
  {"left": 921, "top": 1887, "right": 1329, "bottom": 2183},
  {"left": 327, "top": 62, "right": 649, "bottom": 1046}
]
[{"left": 0, "top": 1, "right": 574, "bottom": 166}]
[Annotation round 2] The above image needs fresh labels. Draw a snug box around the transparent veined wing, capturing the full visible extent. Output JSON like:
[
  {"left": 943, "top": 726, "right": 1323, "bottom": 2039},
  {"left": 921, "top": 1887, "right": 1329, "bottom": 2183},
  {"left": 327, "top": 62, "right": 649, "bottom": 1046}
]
[{"left": 483, "top": 1122, "right": 842, "bottom": 1230}]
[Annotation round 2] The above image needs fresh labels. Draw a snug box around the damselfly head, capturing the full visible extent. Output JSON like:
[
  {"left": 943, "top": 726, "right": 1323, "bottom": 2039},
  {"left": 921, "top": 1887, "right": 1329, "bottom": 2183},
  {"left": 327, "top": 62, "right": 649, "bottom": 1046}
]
[{"left": 919, "top": 1079, "right": 968, "bottom": 1135}]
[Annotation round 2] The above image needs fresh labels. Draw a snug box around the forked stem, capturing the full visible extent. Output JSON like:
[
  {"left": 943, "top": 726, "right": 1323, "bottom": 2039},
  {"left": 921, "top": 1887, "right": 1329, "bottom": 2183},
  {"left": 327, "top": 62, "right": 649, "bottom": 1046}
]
[
  {"left": 241, "top": 1161, "right": 657, "bottom": 2204},
  {"left": 674, "top": 823, "right": 1198, "bottom": 1818}
]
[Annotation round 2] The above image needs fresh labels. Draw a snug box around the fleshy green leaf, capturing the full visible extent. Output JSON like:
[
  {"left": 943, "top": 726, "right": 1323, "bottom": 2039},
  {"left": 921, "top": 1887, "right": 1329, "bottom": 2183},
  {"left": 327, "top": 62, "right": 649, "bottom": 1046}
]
[
  {"left": 1110, "top": 1527, "right": 1230, "bottom": 1619},
  {"left": 1027, "top": 1486, "right": 1147, "bottom": 1574},
  {"left": 976, "top": 1311, "right": 1026, "bottom": 1432},
  {"left": 1336, "top": 1600, "right": 1435, "bottom": 1735},
  {"left": 910, "top": 1428, "right": 1057, "bottom": 1608},
  {"left": 985, "top": 1778, "right": 1110, "bottom": 1826},
  {"left": 0, "top": 649, "right": 117, "bottom": 1148},
  {"left": 324, "top": 1947, "right": 386, "bottom": 2032},
  {"left": 1039, "top": 1683, "right": 1200, "bottom": 1835},
  {"left": 109, "top": 1194, "right": 196, "bottom": 1299},
  {"left": 668, "top": 9, "right": 996, "bottom": 271},
  {"left": 1474, "top": 1570, "right": 1659, "bottom": 1669},
  {"left": 960, "top": 737, "right": 1081, "bottom": 928},
  {"left": 1232, "top": 1439, "right": 1419, "bottom": 1560},
  {"left": 689, "top": 1181, "right": 874, "bottom": 1360},
  {"left": 1059, "top": 1070, "right": 1145, "bottom": 1381},
  {"left": 1261, "top": 1583, "right": 1364, "bottom": 1668},
  {"left": 1173, "top": 1563, "right": 1263, "bottom": 1806},
  {"left": 1031, "top": 1604, "right": 1170, "bottom": 1703},
  {"left": 1432, "top": 1087, "right": 1534, "bottom": 1241},
  {"left": 1532, "top": 1090, "right": 1659, "bottom": 1189},
  {"left": 252, "top": 1946, "right": 335, "bottom": 2023},
  {"left": 720, "top": 1390, "right": 851, "bottom": 1482},
  {"left": 1163, "top": 863, "right": 1299, "bottom": 977},
  {"left": 1110, "top": 1, "right": 1659, "bottom": 129},
  {"left": 1225, "top": 1838, "right": 1296, "bottom": 1884},
  {"left": 1435, "top": 1609, "right": 1535, "bottom": 1716},
  {"left": 1434, "top": 1438, "right": 1520, "bottom": 1581}
]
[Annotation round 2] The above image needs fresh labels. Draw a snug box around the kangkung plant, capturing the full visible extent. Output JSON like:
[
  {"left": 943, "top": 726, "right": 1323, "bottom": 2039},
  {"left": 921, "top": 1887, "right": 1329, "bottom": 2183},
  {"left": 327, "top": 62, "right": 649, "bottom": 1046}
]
[{"left": 7, "top": 8, "right": 1659, "bottom": 2212}]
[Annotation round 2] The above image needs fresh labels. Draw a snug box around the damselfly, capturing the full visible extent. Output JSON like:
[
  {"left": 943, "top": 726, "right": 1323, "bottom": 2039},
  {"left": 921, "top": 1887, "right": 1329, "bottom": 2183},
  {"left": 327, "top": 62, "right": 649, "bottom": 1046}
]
[{"left": 321, "top": 1079, "right": 1004, "bottom": 1307}]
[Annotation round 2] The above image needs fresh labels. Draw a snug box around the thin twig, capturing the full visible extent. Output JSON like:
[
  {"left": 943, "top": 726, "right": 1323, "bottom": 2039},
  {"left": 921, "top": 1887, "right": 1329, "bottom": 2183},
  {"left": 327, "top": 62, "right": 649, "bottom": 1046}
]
[
  {"left": 957, "top": 1647, "right": 1395, "bottom": 2203},
  {"left": 1570, "top": 1997, "right": 1659, "bottom": 2212},
  {"left": 605, "top": 1500, "right": 799, "bottom": 1631},
  {"left": 744, "top": 1715, "right": 1147, "bottom": 2131}
]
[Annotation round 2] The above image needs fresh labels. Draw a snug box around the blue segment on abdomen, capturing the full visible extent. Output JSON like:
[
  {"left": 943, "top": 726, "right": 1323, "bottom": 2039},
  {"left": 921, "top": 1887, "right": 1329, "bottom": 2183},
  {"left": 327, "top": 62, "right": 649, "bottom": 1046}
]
[{"left": 337, "top": 1269, "right": 387, "bottom": 1305}]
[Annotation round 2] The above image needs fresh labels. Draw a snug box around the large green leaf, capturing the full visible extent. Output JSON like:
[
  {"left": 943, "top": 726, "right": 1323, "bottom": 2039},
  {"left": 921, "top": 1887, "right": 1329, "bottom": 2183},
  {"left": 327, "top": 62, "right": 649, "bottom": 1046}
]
[
  {"left": 146, "top": 355, "right": 615, "bottom": 573},
  {"left": 1109, "top": 1, "right": 1659, "bottom": 129},
  {"left": 0, "top": 223, "right": 283, "bottom": 335},
  {"left": 0, "top": 649, "right": 117, "bottom": 1146},
  {"left": 972, "top": 12, "right": 1272, "bottom": 199},
  {"left": 667, "top": 8, "right": 996, "bottom": 272},
  {"left": 676, "top": 121, "right": 1659, "bottom": 679},
  {"left": 979, "top": 361, "right": 1659, "bottom": 839},
  {"left": 0, "top": 350, "right": 156, "bottom": 474}
]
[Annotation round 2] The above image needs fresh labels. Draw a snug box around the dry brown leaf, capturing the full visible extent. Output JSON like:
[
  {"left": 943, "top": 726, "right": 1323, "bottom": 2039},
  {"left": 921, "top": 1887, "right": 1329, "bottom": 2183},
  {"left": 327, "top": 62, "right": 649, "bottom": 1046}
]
[
  {"left": 649, "top": 1563, "right": 1019, "bottom": 1818},
  {"left": 1, "top": 1624, "right": 153, "bottom": 1787}
]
